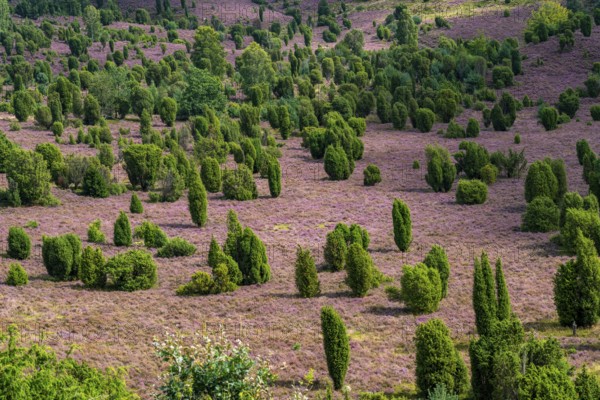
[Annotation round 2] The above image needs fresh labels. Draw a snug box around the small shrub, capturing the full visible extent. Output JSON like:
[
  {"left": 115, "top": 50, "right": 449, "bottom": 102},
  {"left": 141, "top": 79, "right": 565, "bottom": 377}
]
[
  {"left": 590, "top": 105, "right": 600, "bottom": 121},
  {"left": 492, "top": 66, "right": 514, "bottom": 88},
  {"left": 561, "top": 209, "right": 600, "bottom": 254},
  {"left": 557, "top": 88, "right": 579, "bottom": 118},
  {"left": 425, "top": 145, "right": 456, "bottom": 193},
  {"left": 267, "top": 157, "right": 282, "bottom": 198},
  {"left": 524, "top": 160, "right": 558, "bottom": 203},
  {"left": 134, "top": 221, "right": 168, "bottom": 248},
  {"left": 479, "top": 164, "right": 498, "bottom": 185},
  {"left": 415, "top": 108, "right": 436, "bottom": 132},
  {"left": 324, "top": 229, "right": 348, "bottom": 271},
  {"left": 42, "top": 234, "right": 82, "bottom": 281},
  {"left": 51, "top": 121, "right": 64, "bottom": 137},
  {"left": 400, "top": 263, "right": 442, "bottom": 314},
  {"left": 456, "top": 179, "right": 487, "bottom": 205},
  {"left": 188, "top": 169, "right": 208, "bottom": 226},
  {"left": 105, "top": 249, "right": 157, "bottom": 291},
  {"left": 6, "top": 263, "right": 28, "bottom": 286},
  {"left": 114, "top": 211, "right": 132, "bottom": 247},
  {"left": 130, "top": 193, "right": 144, "bottom": 214},
  {"left": 222, "top": 165, "right": 258, "bottom": 201},
  {"left": 391, "top": 102, "right": 408, "bottom": 129},
  {"left": 363, "top": 164, "right": 381, "bottom": 186},
  {"left": 514, "top": 134, "right": 521, "bottom": 144},
  {"left": 87, "top": 219, "right": 106, "bottom": 243},
  {"left": 79, "top": 246, "right": 107, "bottom": 288},
  {"left": 157, "top": 237, "right": 197, "bottom": 258},
  {"left": 466, "top": 118, "right": 480, "bottom": 137},
  {"left": 392, "top": 199, "right": 412, "bottom": 251},
  {"left": 522, "top": 196, "right": 560, "bottom": 232},
  {"left": 200, "top": 157, "right": 222, "bottom": 193},
  {"left": 423, "top": 245, "right": 450, "bottom": 298},
  {"left": 540, "top": 106, "right": 558, "bottom": 131},
  {"left": 324, "top": 145, "right": 351, "bottom": 181},
  {"left": 7, "top": 227, "right": 31, "bottom": 260},
  {"left": 413, "top": 160, "right": 420, "bottom": 169},
  {"left": 295, "top": 247, "right": 321, "bottom": 298}
]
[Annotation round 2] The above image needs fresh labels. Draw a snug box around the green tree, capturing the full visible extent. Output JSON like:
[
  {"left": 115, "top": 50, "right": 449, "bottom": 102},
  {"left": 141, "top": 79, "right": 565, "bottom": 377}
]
[
  {"left": 105, "top": 249, "right": 157, "bottom": 291},
  {"left": 6, "top": 148, "right": 52, "bottom": 205},
  {"left": 392, "top": 199, "right": 412, "bottom": 252},
  {"left": 423, "top": 245, "right": 450, "bottom": 298},
  {"left": 425, "top": 144, "right": 456, "bottom": 193},
  {"left": 200, "top": 157, "right": 222, "bottom": 193},
  {"left": 415, "top": 319, "right": 468, "bottom": 396},
  {"left": 159, "top": 97, "right": 177, "bottom": 127},
  {"left": 320, "top": 306, "right": 350, "bottom": 391},
  {"left": 130, "top": 193, "right": 143, "bottom": 214},
  {"left": 83, "top": 5, "right": 101, "bottom": 41},
  {"left": 295, "top": 247, "right": 321, "bottom": 298},
  {"left": 401, "top": 263, "right": 442, "bottom": 314},
  {"left": 267, "top": 157, "right": 281, "bottom": 198},
  {"left": 11, "top": 91, "right": 34, "bottom": 122},
  {"left": 495, "top": 258, "right": 511, "bottom": 321},
  {"left": 575, "top": 366, "right": 600, "bottom": 400},
  {"left": 188, "top": 168, "right": 208, "bottom": 227},
  {"left": 394, "top": 4, "right": 418, "bottom": 48},
  {"left": 6, "top": 263, "right": 28, "bottom": 286},
  {"left": 113, "top": 211, "right": 132, "bottom": 247},
  {"left": 7, "top": 227, "right": 31, "bottom": 260},
  {"left": 123, "top": 144, "right": 162, "bottom": 191},
  {"left": 179, "top": 68, "right": 227, "bottom": 118},
  {"left": 524, "top": 160, "right": 558, "bottom": 203},
  {"left": 345, "top": 243, "right": 374, "bottom": 297},
  {"left": 191, "top": 26, "right": 227, "bottom": 77},
  {"left": 473, "top": 252, "right": 497, "bottom": 336},
  {"left": 236, "top": 42, "right": 276, "bottom": 95},
  {"left": 80, "top": 246, "right": 107, "bottom": 288},
  {"left": 324, "top": 229, "right": 347, "bottom": 271}
]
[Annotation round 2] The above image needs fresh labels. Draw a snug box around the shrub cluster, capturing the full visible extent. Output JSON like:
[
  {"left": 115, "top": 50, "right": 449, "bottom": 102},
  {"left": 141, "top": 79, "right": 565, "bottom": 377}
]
[
  {"left": 324, "top": 223, "right": 370, "bottom": 270},
  {"left": 42, "top": 233, "right": 82, "bottom": 281},
  {"left": 456, "top": 179, "right": 487, "bottom": 205}
]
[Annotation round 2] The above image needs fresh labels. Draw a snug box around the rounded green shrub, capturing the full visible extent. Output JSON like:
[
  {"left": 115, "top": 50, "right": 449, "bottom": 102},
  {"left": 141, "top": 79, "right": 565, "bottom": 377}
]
[
  {"left": 591, "top": 105, "right": 600, "bottom": 121},
  {"left": 238, "top": 227, "right": 271, "bottom": 285},
  {"left": 324, "top": 229, "right": 348, "bottom": 271},
  {"left": 113, "top": 211, "right": 132, "bottom": 247},
  {"left": 479, "top": 164, "right": 498, "bottom": 185},
  {"left": 133, "top": 221, "right": 168, "bottom": 248},
  {"left": 42, "top": 234, "right": 82, "bottom": 281},
  {"left": 87, "top": 219, "right": 106, "bottom": 244},
  {"left": 391, "top": 102, "right": 408, "bottom": 129},
  {"left": 105, "top": 249, "right": 157, "bottom": 291},
  {"left": 540, "top": 106, "right": 558, "bottom": 131},
  {"left": 425, "top": 145, "right": 456, "bottom": 193},
  {"left": 423, "top": 245, "right": 450, "bottom": 299},
  {"left": 123, "top": 144, "right": 162, "bottom": 191},
  {"left": 295, "top": 247, "right": 321, "bottom": 298},
  {"left": 401, "top": 263, "right": 442, "bottom": 314},
  {"left": 157, "top": 237, "right": 197, "bottom": 258},
  {"left": 200, "top": 157, "right": 222, "bottom": 193},
  {"left": 159, "top": 97, "right": 177, "bottom": 127},
  {"left": 415, "top": 108, "right": 436, "bottom": 132},
  {"left": 363, "top": 164, "right": 381, "bottom": 186},
  {"left": 7, "top": 227, "right": 31, "bottom": 260},
  {"left": 492, "top": 66, "right": 514, "bottom": 88},
  {"left": 82, "top": 162, "right": 110, "bottom": 198},
  {"left": 466, "top": 118, "right": 480, "bottom": 137},
  {"left": 392, "top": 199, "right": 412, "bottom": 251},
  {"left": 491, "top": 104, "right": 507, "bottom": 131},
  {"left": 561, "top": 209, "right": 600, "bottom": 254},
  {"left": 522, "top": 196, "right": 560, "bottom": 232},
  {"left": 557, "top": 88, "right": 579, "bottom": 118},
  {"left": 320, "top": 306, "right": 350, "bottom": 391},
  {"left": 188, "top": 169, "right": 208, "bottom": 226},
  {"left": 51, "top": 121, "right": 64, "bottom": 137},
  {"left": 130, "top": 193, "right": 144, "bottom": 214},
  {"left": 345, "top": 243, "right": 374, "bottom": 297},
  {"left": 324, "top": 145, "right": 351, "bottom": 181},
  {"left": 222, "top": 165, "right": 258, "bottom": 201},
  {"left": 79, "top": 246, "right": 106, "bottom": 288},
  {"left": 6, "top": 263, "right": 28, "bottom": 286},
  {"left": 524, "top": 160, "right": 558, "bottom": 203},
  {"left": 456, "top": 179, "right": 488, "bottom": 205}
]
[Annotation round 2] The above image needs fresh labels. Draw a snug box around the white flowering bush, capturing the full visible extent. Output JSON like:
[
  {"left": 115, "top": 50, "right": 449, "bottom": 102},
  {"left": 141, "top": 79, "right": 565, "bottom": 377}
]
[{"left": 154, "top": 331, "right": 274, "bottom": 399}]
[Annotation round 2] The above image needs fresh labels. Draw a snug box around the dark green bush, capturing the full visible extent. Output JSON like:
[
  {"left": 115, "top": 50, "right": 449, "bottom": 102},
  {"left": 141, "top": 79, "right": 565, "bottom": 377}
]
[
  {"left": 267, "top": 157, "right": 282, "bottom": 198},
  {"left": 345, "top": 243, "right": 375, "bottom": 297},
  {"left": 391, "top": 102, "right": 408, "bottom": 129},
  {"left": 455, "top": 141, "right": 489, "bottom": 179},
  {"left": 295, "top": 247, "right": 321, "bottom": 298},
  {"left": 400, "top": 263, "right": 442, "bottom": 314},
  {"left": 35, "top": 105, "right": 53, "bottom": 129},
  {"left": 130, "top": 193, "right": 144, "bottom": 214},
  {"left": 200, "top": 157, "right": 222, "bottom": 193},
  {"left": 415, "top": 108, "right": 436, "bottom": 132},
  {"left": 159, "top": 97, "right": 177, "bottom": 127},
  {"left": 363, "top": 164, "right": 381, "bottom": 186},
  {"left": 114, "top": 211, "right": 132, "bottom": 247},
  {"left": 6, "top": 263, "right": 28, "bottom": 286},
  {"left": 575, "top": 366, "right": 600, "bottom": 400},
  {"left": 423, "top": 245, "right": 450, "bottom": 298},
  {"left": 83, "top": 94, "right": 101, "bottom": 125},
  {"left": 51, "top": 121, "right": 64, "bottom": 137},
  {"left": 522, "top": 196, "right": 560, "bottom": 232},
  {"left": 561, "top": 209, "right": 600, "bottom": 254},
  {"left": 6, "top": 148, "right": 53, "bottom": 205},
  {"left": 208, "top": 236, "right": 243, "bottom": 285},
  {"left": 444, "top": 120, "right": 465, "bottom": 138},
  {"left": 557, "top": 88, "right": 579, "bottom": 118},
  {"left": 188, "top": 168, "right": 208, "bottom": 226},
  {"left": 540, "top": 106, "right": 558, "bottom": 131},
  {"left": 42, "top": 234, "right": 82, "bottom": 281},
  {"left": 105, "top": 249, "right": 157, "bottom": 291},
  {"left": 222, "top": 165, "right": 258, "bottom": 201},
  {"left": 466, "top": 118, "right": 480, "bottom": 137},
  {"left": 524, "top": 160, "right": 558, "bottom": 203},
  {"left": 324, "top": 145, "right": 351, "bottom": 181},
  {"left": 492, "top": 66, "right": 514, "bottom": 89},
  {"left": 591, "top": 105, "right": 600, "bottom": 121},
  {"left": 79, "top": 246, "right": 106, "bottom": 288},
  {"left": 392, "top": 199, "right": 412, "bottom": 251},
  {"left": 123, "top": 144, "right": 162, "bottom": 191},
  {"left": 324, "top": 229, "right": 348, "bottom": 271},
  {"left": 157, "top": 237, "right": 197, "bottom": 258},
  {"left": 176, "top": 264, "right": 238, "bottom": 296},
  {"left": 82, "top": 161, "right": 110, "bottom": 198},
  {"left": 134, "top": 221, "right": 168, "bottom": 248},
  {"left": 456, "top": 179, "right": 487, "bottom": 205},
  {"left": 425, "top": 144, "right": 456, "bottom": 193},
  {"left": 7, "top": 226, "right": 31, "bottom": 260},
  {"left": 321, "top": 306, "right": 350, "bottom": 391},
  {"left": 491, "top": 104, "right": 507, "bottom": 131}
]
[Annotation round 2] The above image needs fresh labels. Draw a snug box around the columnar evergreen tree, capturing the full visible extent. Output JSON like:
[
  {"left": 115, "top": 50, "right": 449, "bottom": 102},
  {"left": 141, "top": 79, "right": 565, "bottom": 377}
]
[
  {"left": 268, "top": 157, "right": 282, "bottom": 198},
  {"left": 320, "top": 306, "right": 350, "bottom": 391},
  {"left": 191, "top": 26, "right": 227, "bottom": 76},
  {"left": 200, "top": 157, "right": 222, "bottom": 193},
  {"left": 188, "top": 169, "right": 208, "bottom": 227},
  {"left": 130, "top": 193, "right": 143, "bottom": 214},
  {"left": 324, "top": 229, "right": 348, "bottom": 271},
  {"left": 524, "top": 160, "right": 558, "bottom": 203},
  {"left": 392, "top": 199, "right": 412, "bottom": 252},
  {"left": 295, "top": 247, "right": 320, "bottom": 298},
  {"left": 113, "top": 211, "right": 132, "bottom": 247},
  {"left": 495, "top": 258, "right": 511, "bottom": 321},
  {"left": 473, "top": 253, "right": 496, "bottom": 336},
  {"left": 423, "top": 245, "right": 450, "bottom": 298},
  {"left": 345, "top": 243, "right": 374, "bottom": 297},
  {"left": 554, "top": 231, "right": 600, "bottom": 327},
  {"left": 400, "top": 263, "right": 443, "bottom": 314},
  {"left": 415, "top": 318, "right": 468, "bottom": 396}
]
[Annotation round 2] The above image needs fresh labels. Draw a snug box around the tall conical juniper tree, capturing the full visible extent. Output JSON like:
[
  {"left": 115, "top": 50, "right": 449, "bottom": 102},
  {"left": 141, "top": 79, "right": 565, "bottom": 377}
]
[
  {"left": 495, "top": 258, "right": 511, "bottom": 321},
  {"left": 481, "top": 253, "right": 496, "bottom": 319},
  {"left": 113, "top": 211, "right": 132, "bottom": 247},
  {"left": 392, "top": 199, "right": 412, "bottom": 252},
  {"left": 473, "top": 253, "right": 495, "bottom": 336},
  {"left": 295, "top": 246, "right": 320, "bottom": 298},
  {"left": 188, "top": 168, "right": 208, "bottom": 227},
  {"left": 320, "top": 306, "right": 350, "bottom": 391}
]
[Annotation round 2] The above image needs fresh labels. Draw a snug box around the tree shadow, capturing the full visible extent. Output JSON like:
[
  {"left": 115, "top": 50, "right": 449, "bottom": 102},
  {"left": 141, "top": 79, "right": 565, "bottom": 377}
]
[{"left": 365, "top": 305, "right": 412, "bottom": 317}]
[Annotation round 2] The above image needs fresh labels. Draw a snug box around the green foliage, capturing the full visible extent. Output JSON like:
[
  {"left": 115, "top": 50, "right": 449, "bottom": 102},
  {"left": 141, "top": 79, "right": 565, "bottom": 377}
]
[
  {"left": 295, "top": 246, "right": 321, "bottom": 298},
  {"left": 7, "top": 227, "right": 30, "bottom": 260},
  {"left": 42, "top": 234, "right": 82, "bottom": 281},
  {"left": 561, "top": 208, "right": 600, "bottom": 254},
  {"left": 154, "top": 331, "right": 273, "bottom": 398},
  {"left": 363, "top": 164, "right": 381, "bottom": 186},
  {"left": 345, "top": 243, "right": 376, "bottom": 297},
  {"left": 524, "top": 160, "right": 558, "bottom": 203},
  {"left": 473, "top": 252, "right": 497, "bottom": 336},
  {"left": 392, "top": 102, "right": 408, "bottom": 129},
  {"left": 83, "top": 94, "right": 100, "bottom": 125},
  {"left": 401, "top": 263, "right": 442, "bottom": 314},
  {"left": 6, "top": 263, "right": 28, "bottom": 286},
  {"left": 539, "top": 106, "right": 558, "bottom": 131},
  {"left": 176, "top": 263, "right": 238, "bottom": 296},
  {"left": 11, "top": 90, "right": 34, "bottom": 122},
  {"left": 208, "top": 236, "right": 243, "bottom": 285},
  {"left": 320, "top": 306, "right": 350, "bottom": 391},
  {"left": 222, "top": 165, "right": 258, "bottom": 201},
  {"left": 492, "top": 66, "right": 514, "bottom": 89},
  {"left": 82, "top": 161, "right": 110, "bottom": 198},
  {"left": 0, "top": 325, "right": 138, "bottom": 399},
  {"left": 394, "top": 4, "right": 418, "bottom": 48},
  {"left": 123, "top": 144, "right": 163, "bottom": 191},
  {"left": 455, "top": 141, "right": 490, "bottom": 180},
  {"left": 415, "top": 108, "right": 436, "bottom": 132},
  {"left": 130, "top": 193, "right": 144, "bottom": 214},
  {"left": 466, "top": 118, "right": 480, "bottom": 138},
  {"left": 575, "top": 366, "right": 600, "bottom": 400},
  {"left": 157, "top": 237, "right": 197, "bottom": 258},
  {"left": 134, "top": 221, "right": 168, "bottom": 248},
  {"left": 6, "top": 148, "right": 52, "bottom": 205},
  {"left": 324, "top": 145, "right": 351, "bottom": 181},
  {"left": 522, "top": 196, "right": 560, "bottom": 232},
  {"left": 200, "top": 157, "right": 222, "bottom": 193},
  {"left": 236, "top": 42, "right": 276, "bottom": 95},
  {"left": 479, "top": 164, "right": 498, "bottom": 185},
  {"left": 191, "top": 26, "right": 227, "bottom": 76},
  {"left": 188, "top": 168, "right": 208, "bottom": 226},
  {"left": 495, "top": 258, "right": 512, "bottom": 321},
  {"left": 424, "top": 245, "right": 450, "bottom": 298},
  {"left": 491, "top": 104, "right": 507, "bottom": 131},
  {"left": 79, "top": 245, "right": 106, "bottom": 288},
  {"left": 591, "top": 105, "right": 600, "bottom": 121},
  {"left": 518, "top": 365, "right": 577, "bottom": 399},
  {"left": 324, "top": 229, "right": 348, "bottom": 271},
  {"left": 425, "top": 145, "right": 456, "bottom": 193},
  {"left": 159, "top": 97, "right": 177, "bottom": 127},
  {"left": 35, "top": 105, "right": 53, "bottom": 129},
  {"left": 415, "top": 319, "right": 468, "bottom": 397},
  {"left": 97, "top": 143, "right": 114, "bottom": 168},
  {"left": 105, "top": 249, "right": 157, "bottom": 291},
  {"left": 557, "top": 88, "right": 579, "bottom": 118},
  {"left": 179, "top": 68, "right": 227, "bottom": 118},
  {"left": 392, "top": 199, "right": 412, "bottom": 252},
  {"left": 456, "top": 179, "right": 487, "bottom": 205},
  {"left": 113, "top": 211, "right": 132, "bottom": 247},
  {"left": 554, "top": 231, "right": 600, "bottom": 327},
  {"left": 267, "top": 157, "right": 282, "bottom": 198},
  {"left": 87, "top": 219, "right": 106, "bottom": 244}
]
